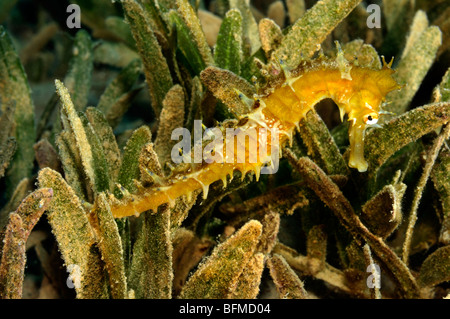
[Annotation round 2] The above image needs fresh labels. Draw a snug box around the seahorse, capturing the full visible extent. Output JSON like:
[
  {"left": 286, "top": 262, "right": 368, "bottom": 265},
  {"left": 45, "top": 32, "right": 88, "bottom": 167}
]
[{"left": 107, "top": 46, "right": 401, "bottom": 218}]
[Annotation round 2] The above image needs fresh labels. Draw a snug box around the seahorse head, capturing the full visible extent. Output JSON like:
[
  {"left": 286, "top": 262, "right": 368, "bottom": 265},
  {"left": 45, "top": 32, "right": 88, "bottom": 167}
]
[{"left": 346, "top": 61, "right": 401, "bottom": 172}]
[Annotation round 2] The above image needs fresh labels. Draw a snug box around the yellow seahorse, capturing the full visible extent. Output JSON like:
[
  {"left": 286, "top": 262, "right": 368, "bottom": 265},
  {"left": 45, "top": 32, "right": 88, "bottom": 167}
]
[{"left": 107, "top": 46, "right": 401, "bottom": 218}]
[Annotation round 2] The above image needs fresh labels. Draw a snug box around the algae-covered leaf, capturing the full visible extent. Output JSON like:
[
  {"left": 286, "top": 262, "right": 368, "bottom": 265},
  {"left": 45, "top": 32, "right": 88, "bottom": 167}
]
[
  {"left": 37, "top": 168, "right": 109, "bottom": 298},
  {"left": 97, "top": 58, "right": 142, "bottom": 128},
  {"left": 86, "top": 107, "right": 121, "bottom": 184},
  {"left": 167, "top": 10, "right": 208, "bottom": 76},
  {"left": 0, "top": 102, "right": 16, "bottom": 179},
  {"left": 78, "top": 112, "right": 111, "bottom": 193},
  {"left": 198, "top": 9, "right": 222, "bottom": 47},
  {"left": 432, "top": 148, "right": 450, "bottom": 244},
  {"left": 361, "top": 183, "right": 405, "bottom": 238},
  {"left": 128, "top": 204, "right": 173, "bottom": 299},
  {"left": 298, "top": 111, "right": 349, "bottom": 176},
  {"left": 306, "top": 225, "right": 327, "bottom": 275},
  {"left": 401, "top": 10, "right": 429, "bottom": 60},
  {"left": 139, "top": 0, "right": 171, "bottom": 38},
  {"left": 56, "top": 80, "right": 111, "bottom": 196},
  {"left": 0, "top": 213, "right": 26, "bottom": 299},
  {"left": 431, "top": 71, "right": 450, "bottom": 244},
  {"left": 200, "top": 66, "right": 255, "bottom": 117},
  {"left": 286, "top": 152, "right": 421, "bottom": 298},
  {"left": 116, "top": 125, "right": 152, "bottom": 195},
  {"left": 256, "top": 211, "right": 280, "bottom": 255},
  {"left": 227, "top": 213, "right": 273, "bottom": 298},
  {"left": 402, "top": 124, "right": 450, "bottom": 265},
  {"left": 34, "top": 139, "right": 61, "bottom": 171},
  {"left": 0, "top": 26, "right": 36, "bottom": 193},
  {"left": 274, "top": 0, "right": 362, "bottom": 69},
  {"left": 175, "top": 0, "right": 214, "bottom": 69},
  {"left": 0, "top": 188, "right": 52, "bottom": 299},
  {"left": 55, "top": 130, "right": 87, "bottom": 201},
  {"left": 267, "top": 254, "right": 308, "bottom": 299},
  {"left": 364, "top": 102, "right": 450, "bottom": 177},
  {"left": 185, "top": 76, "right": 203, "bottom": 131},
  {"left": 339, "top": 40, "right": 381, "bottom": 70},
  {"left": 114, "top": 126, "right": 153, "bottom": 278},
  {"left": 387, "top": 22, "right": 442, "bottom": 115},
  {"left": 172, "top": 228, "right": 213, "bottom": 297},
  {"left": 381, "top": 0, "right": 415, "bottom": 57},
  {"left": 230, "top": 253, "right": 264, "bottom": 299},
  {"left": 11, "top": 187, "right": 53, "bottom": 238},
  {"left": 94, "top": 193, "right": 127, "bottom": 299},
  {"left": 0, "top": 137, "right": 16, "bottom": 180},
  {"left": 170, "top": 192, "right": 200, "bottom": 232},
  {"left": 179, "top": 220, "right": 262, "bottom": 299},
  {"left": 186, "top": 172, "right": 253, "bottom": 232},
  {"left": 63, "top": 30, "right": 93, "bottom": 112},
  {"left": 0, "top": 178, "right": 32, "bottom": 228},
  {"left": 437, "top": 68, "right": 450, "bottom": 102},
  {"left": 382, "top": 0, "right": 414, "bottom": 32},
  {"left": 214, "top": 9, "right": 243, "bottom": 75},
  {"left": 273, "top": 242, "right": 353, "bottom": 295},
  {"left": 418, "top": 245, "right": 450, "bottom": 287},
  {"left": 220, "top": 182, "right": 309, "bottom": 222},
  {"left": 155, "top": 85, "right": 185, "bottom": 167},
  {"left": 123, "top": 0, "right": 173, "bottom": 116},
  {"left": 139, "top": 142, "right": 163, "bottom": 186},
  {"left": 229, "top": 0, "right": 261, "bottom": 57},
  {"left": 259, "top": 18, "right": 283, "bottom": 60},
  {"left": 105, "top": 86, "right": 144, "bottom": 130}
]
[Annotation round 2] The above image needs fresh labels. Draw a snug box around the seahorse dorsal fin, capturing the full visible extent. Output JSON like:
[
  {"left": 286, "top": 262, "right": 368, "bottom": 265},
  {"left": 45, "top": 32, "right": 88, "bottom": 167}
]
[{"left": 335, "top": 41, "right": 352, "bottom": 81}]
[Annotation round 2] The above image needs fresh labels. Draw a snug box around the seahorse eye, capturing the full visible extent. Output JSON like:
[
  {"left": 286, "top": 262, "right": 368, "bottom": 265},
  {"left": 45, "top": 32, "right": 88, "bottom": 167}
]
[{"left": 363, "top": 112, "right": 378, "bottom": 125}]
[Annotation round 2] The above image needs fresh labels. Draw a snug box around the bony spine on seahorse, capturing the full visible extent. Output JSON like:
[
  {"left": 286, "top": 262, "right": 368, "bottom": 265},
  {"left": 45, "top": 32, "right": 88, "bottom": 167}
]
[{"left": 106, "top": 44, "right": 401, "bottom": 218}]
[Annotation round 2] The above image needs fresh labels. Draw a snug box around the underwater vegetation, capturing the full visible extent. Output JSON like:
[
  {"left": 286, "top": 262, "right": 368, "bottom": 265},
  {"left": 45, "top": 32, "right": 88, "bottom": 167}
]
[{"left": 0, "top": 0, "right": 449, "bottom": 299}]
